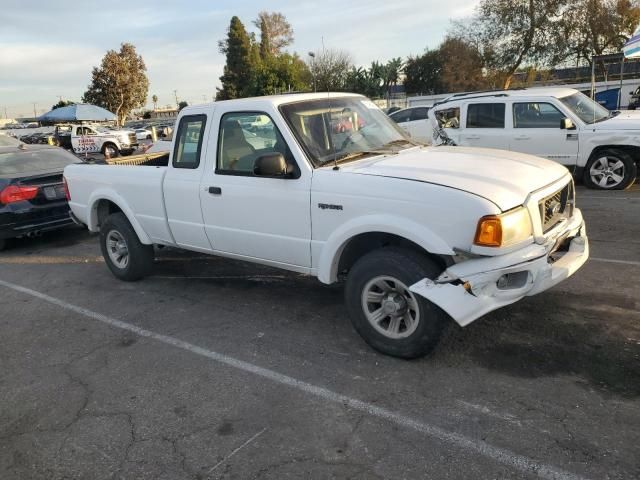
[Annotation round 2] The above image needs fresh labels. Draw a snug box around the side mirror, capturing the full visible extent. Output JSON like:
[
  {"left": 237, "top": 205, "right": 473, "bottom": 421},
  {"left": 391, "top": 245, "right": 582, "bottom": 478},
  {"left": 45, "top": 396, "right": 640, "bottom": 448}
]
[
  {"left": 253, "top": 153, "right": 290, "bottom": 177},
  {"left": 560, "top": 118, "right": 575, "bottom": 130}
]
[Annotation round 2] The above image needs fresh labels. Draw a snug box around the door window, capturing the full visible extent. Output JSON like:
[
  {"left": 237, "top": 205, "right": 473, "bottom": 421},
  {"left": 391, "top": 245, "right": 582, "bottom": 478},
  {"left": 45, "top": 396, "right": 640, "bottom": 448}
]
[
  {"left": 389, "top": 109, "right": 412, "bottom": 124},
  {"left": 513, "top": 102, "right": 565, "bottom": 128},
  {"left": 410, "top": 107, "right": 429, "bottom": 121},
  {"left": 172, "top": 114, "right": 206, "bottom": 169},
  {"left": 216, "top": 112, "right": 293, "bottom": 174},
  {"left": 466, "top": 103, "right": 505, "bottom": 128}
]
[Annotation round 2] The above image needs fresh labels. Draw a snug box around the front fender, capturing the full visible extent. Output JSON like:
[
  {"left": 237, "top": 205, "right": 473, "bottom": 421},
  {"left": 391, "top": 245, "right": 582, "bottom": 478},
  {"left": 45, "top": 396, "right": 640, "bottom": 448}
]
[
  {"left": 87, "top": 189, "right": 152, "bottom": 245},
  {"left": 317, "top": 214, "right": 454, "bottom": 284}
]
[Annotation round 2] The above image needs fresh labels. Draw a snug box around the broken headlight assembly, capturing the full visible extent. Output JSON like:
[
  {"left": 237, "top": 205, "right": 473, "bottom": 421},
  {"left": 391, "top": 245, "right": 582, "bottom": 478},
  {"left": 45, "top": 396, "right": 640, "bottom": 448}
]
[{"left": 473, "top": 206, "right": 533, "bottom": 248}]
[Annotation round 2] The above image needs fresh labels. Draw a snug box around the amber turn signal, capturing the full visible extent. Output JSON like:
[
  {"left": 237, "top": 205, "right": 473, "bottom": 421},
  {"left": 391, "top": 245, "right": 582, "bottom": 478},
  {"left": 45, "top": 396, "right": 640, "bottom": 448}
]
[{"left": 474, "top": 216, "right": 502, "bottom": 247}]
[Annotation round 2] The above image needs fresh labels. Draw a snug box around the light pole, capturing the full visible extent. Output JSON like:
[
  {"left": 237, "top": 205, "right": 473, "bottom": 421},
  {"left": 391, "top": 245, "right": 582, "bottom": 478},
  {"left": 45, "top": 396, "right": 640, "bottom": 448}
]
[{"left": 308, "top": 52, "right": 316, "bottom": 92}]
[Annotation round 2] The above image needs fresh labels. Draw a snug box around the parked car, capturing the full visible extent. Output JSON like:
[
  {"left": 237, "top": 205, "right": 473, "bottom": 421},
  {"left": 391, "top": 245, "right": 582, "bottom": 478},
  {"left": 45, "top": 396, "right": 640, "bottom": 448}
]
[
  {"left": 0, "top": 134, "right": 78, "bottom": 251},
  {"left": 135, "top": 128, "right": 153, "bottom": 141},
  {"left": 428, "top": 87, "right": 640, "bottom": 189},
  {"left": 54, "top": 124, "right": 138, "bottom": 157},
  {"left": 628, "top": 86, "right": 640, "bottom": 110},
  {"left": 388, "top": 106, "right": 431, "bottom": 143},
  {"left": 64, "top": 93, "right": 589, "bottom": 359}
]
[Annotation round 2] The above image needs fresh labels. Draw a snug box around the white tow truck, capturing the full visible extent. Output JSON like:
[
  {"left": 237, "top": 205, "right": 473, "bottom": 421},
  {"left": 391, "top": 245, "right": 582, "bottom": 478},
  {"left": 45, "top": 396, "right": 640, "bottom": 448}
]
[
  {"left": 428, "top": 87, "right": 640, "bottom": 189},
  {"left": 55, "top": 124, "right": 138, "bottom": 157},
  {"left": 64, "top": 93, "right": 589, "bottom": 358}
]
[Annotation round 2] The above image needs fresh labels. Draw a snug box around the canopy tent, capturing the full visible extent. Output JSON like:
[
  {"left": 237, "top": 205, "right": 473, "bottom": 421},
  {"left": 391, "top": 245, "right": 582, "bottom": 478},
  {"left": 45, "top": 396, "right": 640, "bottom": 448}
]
[
  {"left": 623, "top": 26, "right": 640, "bottom": 59},
  {"left": 38, "top": 104, "right": 116, "bottom": 123}
]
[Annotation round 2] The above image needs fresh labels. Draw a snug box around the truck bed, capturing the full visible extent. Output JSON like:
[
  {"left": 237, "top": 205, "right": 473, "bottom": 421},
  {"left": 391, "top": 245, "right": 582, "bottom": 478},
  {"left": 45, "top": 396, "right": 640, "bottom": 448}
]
[{"left": 64, "top": 162, "right": 173, "bottom": 244}]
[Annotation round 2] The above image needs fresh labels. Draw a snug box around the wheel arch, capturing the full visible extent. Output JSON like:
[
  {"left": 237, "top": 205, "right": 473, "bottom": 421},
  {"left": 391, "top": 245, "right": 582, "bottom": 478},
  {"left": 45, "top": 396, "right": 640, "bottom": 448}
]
[
  {"left": 317, "top": 217, "right": 455, "bottom": 284},
  {"left": 88, "top": 192, "right": 152, "bottom": 245},
  {"left": 588, "top": 144, "right": 640, "bottom": 165}
]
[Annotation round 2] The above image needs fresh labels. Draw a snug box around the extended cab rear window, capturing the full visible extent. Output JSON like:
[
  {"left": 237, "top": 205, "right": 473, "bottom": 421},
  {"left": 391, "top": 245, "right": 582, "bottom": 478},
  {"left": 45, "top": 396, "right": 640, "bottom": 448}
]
[
  {"left": 466, "top": 103, "right": 505, "bottom": 128},
  {"left": 173, "top": 115, "right": 207, "bottom": 169}
]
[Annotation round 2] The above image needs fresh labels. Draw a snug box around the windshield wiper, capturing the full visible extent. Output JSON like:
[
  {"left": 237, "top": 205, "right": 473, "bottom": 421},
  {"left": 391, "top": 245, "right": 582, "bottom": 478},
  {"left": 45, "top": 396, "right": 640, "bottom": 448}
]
[
  {"left": 320, "top": 150, "right": 394, "bottom": 166},
  {"left": 382, "top": 139, "right": 421, "bottom": 148}
]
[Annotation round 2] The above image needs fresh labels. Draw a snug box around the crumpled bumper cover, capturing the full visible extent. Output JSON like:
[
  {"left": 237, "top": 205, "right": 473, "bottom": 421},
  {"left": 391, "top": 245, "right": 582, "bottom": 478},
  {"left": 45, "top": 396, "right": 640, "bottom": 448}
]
[{"left": 410, "top": 210, "right": 589, "bottom": 327}]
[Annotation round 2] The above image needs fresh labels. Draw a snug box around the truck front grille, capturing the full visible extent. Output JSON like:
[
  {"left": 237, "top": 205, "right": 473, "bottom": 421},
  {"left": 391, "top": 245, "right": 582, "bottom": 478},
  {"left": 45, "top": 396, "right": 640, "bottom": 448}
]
[
  {"left": 539, "top": 181, "right": 574, "bottom": 233},
  {"left": 128, "top": 133, "right": 137, "bottom": 144}
]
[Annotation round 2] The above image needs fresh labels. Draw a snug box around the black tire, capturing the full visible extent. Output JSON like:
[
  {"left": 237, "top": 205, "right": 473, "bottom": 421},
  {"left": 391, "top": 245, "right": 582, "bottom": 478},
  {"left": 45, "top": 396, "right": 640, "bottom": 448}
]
[
  {"left": 0, "top": 238, "right": 6, "bottom": 252},
  {"left": 583, "top": 148, "right": 637, "bottom": 190},
  {"left": 101, "top": 143, "right": 119, "bottom": 158},
  {"left": 146, "top": 135, "right": 152, "bottom": 140},
  {"left": 100, "top": 213, "right": 154, "bottom": 281},
  {"left": 344, "top": 247, "right": 449, "bottom": 359}
]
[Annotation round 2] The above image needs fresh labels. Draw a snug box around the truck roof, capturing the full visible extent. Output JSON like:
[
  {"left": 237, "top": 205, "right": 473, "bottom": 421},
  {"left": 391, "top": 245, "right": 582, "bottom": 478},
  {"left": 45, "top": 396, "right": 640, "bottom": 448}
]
[{"left": 181, "top": 92, "right": 365, "bottom": 115}]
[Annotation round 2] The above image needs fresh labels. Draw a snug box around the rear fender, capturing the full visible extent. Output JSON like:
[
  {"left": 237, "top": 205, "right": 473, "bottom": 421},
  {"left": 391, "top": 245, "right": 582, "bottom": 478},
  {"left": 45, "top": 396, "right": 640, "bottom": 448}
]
[{"left": 87, "top": 189, "right": 152, "bottom": 245}]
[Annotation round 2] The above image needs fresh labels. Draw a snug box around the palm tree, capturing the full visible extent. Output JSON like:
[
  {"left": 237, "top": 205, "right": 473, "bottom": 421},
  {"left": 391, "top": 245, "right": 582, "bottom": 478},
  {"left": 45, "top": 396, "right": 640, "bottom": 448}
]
[{"left": 151, "top": 94, "right": 158, "bottom": 111}]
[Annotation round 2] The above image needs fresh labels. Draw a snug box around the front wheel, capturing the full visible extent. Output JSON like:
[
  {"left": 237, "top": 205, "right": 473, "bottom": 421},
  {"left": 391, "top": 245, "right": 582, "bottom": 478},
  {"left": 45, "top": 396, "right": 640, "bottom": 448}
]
[
  {"left": 583, "top": 149, "right": 637, "bottom": 190},
  {"left": 100, "top": 213, "right": 154, "bottom": 281},
  {"left": 344, "top": 247, "right": 449, "bottom": 359}
]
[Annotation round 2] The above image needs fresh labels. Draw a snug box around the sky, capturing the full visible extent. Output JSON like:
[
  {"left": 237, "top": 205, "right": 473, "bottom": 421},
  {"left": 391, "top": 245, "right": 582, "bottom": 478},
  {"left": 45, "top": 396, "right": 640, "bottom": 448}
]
[{"left": 0, "top": 0, "right": 479, "bottom": 118}]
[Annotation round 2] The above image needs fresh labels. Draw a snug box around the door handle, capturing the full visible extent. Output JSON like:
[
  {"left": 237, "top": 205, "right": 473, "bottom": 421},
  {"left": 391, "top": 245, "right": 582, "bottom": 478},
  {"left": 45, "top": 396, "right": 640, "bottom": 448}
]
[
  {"left": 514, "top": 135, "right": 530, "bottom": 140},
  {"left": 208, "top": 186, "right": 222, "bottom": 195},
  {"left": 465, "top": 135, "right": 480, "bottom": 140}
]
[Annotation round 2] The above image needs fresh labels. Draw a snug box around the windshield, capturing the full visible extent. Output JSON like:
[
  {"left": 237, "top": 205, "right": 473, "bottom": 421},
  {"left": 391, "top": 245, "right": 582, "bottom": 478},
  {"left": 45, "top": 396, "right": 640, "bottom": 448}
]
[
  {"left": 559, "top": 92, "right": 610, "bottom": 124},
  {"left": 0, "top": 134, "right": 21, "bottom": 147},
  {"left": 279, "top": 96, "right": 414, "bottom": 167}
]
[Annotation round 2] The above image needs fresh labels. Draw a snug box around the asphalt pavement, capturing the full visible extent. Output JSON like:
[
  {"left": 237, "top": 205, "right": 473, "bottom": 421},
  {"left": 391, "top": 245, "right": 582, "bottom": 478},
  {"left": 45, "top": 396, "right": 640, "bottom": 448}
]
[{"left": 0, "top": 185, "right": 638, "bottom": 480}]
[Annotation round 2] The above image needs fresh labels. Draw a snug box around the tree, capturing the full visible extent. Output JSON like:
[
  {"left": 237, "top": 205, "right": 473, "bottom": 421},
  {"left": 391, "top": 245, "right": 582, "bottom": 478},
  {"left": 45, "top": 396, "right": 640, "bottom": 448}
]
[
  {"left": 381, "top": 57, "right": 404, "bottom": 99},
  {"left": 178, "top": 101, "right": 188, "bottom": 111},
  {"left": 560, "top": 0, "right": 640, "bottom": 66},
  {"left": 461, "top": 0, "right": 565, "bottom": 89},
  {"left": 403, "top": 51, "right": 444, "bottom": 95},
  {"left": 82, "top": 43, "right": 149, "bottom": 125},
  {"left": 151, "top": 94, "right": 158, "bottom": 110},
  {"left": 439, "top": 37, "right": 488, "bottom": 92},
  {"left": 217, "top": 16, "right": 256, "bottom": 100},
  {"left": 307, "top": 49, "right": 353, "bottom": 91},
  {"left": 51, "top": 100, "right": 75, "bottom": 110},
  {"left": 253, "top": 11, "right": 294, "bottom": 55},
  {"left": 254, "top": 53, "right": 311, "bottom": 95}
]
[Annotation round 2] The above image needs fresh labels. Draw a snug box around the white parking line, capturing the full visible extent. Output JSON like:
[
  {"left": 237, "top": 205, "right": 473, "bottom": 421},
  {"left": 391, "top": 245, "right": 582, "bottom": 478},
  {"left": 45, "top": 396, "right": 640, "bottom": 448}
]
[
  {"left": 0, "top": 278, "right": 588, "bottom": 480},
  {"left": 590, "top": 257, "right": 640, "bottom": 267}
]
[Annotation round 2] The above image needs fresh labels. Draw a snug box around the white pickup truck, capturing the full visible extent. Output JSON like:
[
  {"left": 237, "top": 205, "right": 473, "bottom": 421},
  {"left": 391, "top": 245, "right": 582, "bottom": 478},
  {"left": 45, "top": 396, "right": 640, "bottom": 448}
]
[
  {"left": 428, "top": 87, "right": 640, "bottom": 190},
  {"left": 55, "top": 124, "right": 138, "bottom": 157},
  {"left": 64, "top": 93, "right": 589, "bottom": 358}
]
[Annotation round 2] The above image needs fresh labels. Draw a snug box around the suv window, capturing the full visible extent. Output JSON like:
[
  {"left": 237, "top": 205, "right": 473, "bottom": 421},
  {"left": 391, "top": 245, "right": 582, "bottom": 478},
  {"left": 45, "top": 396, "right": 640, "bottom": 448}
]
[
  {"left": 410, "top": 107, "right": 429, "bottom": 121},
  {"left": 173, "top": 114, "right": 206, "bottom": 169},
  {"left": 513, "top": 102, "right": 564, "bottom": 128},
  {"left": 466, "top": 103, "right": 505, "bottom": 128},
  {"left": 435, "top": 107, "right": 460, "bottom": 129},
  {"left": 217, "top": 112, "right": 293, "bottom": 174},
  {"left": 390, "top": 109, "right": 411, "bottom": 124}
]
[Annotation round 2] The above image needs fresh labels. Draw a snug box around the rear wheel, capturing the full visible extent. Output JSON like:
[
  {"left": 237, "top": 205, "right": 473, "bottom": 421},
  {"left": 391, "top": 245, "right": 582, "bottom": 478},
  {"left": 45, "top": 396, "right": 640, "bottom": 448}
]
[
  {"left": 100, "top": 213, "right": 154, "bottom": 281},
  {"left": 344, "top": 247, "right": 449, "bottom": 359},
  {"left": 583, "top": 149, "right": 637, "bottom": 190}
]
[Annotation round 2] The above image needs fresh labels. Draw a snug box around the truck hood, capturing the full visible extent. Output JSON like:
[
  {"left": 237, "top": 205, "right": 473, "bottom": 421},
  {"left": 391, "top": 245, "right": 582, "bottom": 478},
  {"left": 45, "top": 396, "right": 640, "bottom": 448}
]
[
  {"left": 591, "top": 111, "right": 640, "bottom": 130},
  {"left": 338, "top": 146, "right": 569, "bottom": 211}
]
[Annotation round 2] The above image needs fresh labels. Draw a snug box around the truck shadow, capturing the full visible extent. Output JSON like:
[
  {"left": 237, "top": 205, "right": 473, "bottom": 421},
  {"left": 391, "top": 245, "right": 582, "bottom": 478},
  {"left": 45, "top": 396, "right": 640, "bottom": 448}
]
[
  {"left": 147, "top": 248, "right": 640, "bottom": 400},
  {"left": 439, "top": 290, "right": 640, "bottom": 399}
]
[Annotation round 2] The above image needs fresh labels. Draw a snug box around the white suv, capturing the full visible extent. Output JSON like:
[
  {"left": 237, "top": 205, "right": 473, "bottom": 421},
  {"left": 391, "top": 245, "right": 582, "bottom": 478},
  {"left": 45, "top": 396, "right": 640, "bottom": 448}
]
[{"left": 428, "top": 87, "right": 640, "bottom": 189}]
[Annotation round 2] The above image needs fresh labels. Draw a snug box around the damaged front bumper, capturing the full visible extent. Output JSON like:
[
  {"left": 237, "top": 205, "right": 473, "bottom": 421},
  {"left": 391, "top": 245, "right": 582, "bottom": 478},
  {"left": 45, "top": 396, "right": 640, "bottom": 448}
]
[{"left": 410, "top": 209, "right": 589, "bottom": 327}]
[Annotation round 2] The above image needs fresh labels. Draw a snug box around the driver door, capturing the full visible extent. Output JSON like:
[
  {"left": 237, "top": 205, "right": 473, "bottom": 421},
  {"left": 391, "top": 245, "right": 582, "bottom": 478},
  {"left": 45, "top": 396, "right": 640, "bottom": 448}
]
[{"left": 199, "top": 110, "right": 312, "bottom": 268}]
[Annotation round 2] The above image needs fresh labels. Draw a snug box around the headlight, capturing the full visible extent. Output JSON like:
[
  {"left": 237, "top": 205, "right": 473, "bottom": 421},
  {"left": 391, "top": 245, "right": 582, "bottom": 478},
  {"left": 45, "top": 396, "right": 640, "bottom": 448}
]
[{"left": 474, "top": 207, "right": 532, "bottom": 248}]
